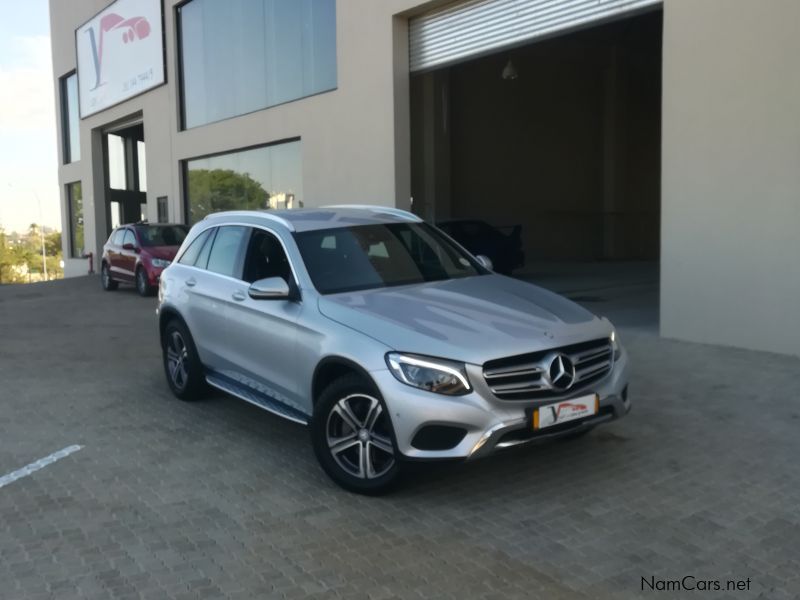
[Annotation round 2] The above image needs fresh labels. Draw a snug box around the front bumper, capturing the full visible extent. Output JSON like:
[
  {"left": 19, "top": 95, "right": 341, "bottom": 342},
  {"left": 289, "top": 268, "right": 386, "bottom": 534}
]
[
  {"left": 371, "top": 347, "right": 631, "bottom": 461},
  {"left": 146, "top": 266, "right": 166, "bottom": 286}
]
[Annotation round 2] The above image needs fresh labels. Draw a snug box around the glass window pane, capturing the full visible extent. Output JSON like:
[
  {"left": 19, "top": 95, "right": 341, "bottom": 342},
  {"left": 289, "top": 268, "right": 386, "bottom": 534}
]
[
  {"left": 108, "top": 134, "right": 127, "bottom": 190},
  {"left": 242, "top": 228, "right": 291, "bottom": 283},
  {"left": 62, "top": 74, "right": 81, "bottom": 163},
  {"left": 68, "top": 182, "right": 83, "bottom": 258},
  {"left": 137, "top": 141, "right": 147, "bottom": 192},
  {"left": 185, "top": 140, "right": 302, "bottom": 223},
  {"left": 137, "top": 225, "right": 188, "bottom": 247},
  {"left": 179, "top": 0, "right": 337, "bottom": 129},
  {"left": 110, "top": 202, "right": 122, "bottom": 230},
  {"left": 157, "top": 196, "right": 169, "bottom": 223},
  {"left": 206, "top": 226, "right": 247, "bottom": 277},
  {"left": 179, "top": 228, "right": 213, "bottom": 266}
]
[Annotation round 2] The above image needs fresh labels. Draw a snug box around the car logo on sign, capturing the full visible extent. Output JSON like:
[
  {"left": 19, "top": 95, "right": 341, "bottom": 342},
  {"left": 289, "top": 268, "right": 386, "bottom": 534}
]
[{"left": 546, "top": 354, "right": 576, "bottom": 390}]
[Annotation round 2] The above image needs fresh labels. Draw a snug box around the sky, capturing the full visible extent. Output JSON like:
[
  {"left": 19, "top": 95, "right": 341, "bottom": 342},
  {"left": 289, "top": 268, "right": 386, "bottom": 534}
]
[{"left": 0, "top": 0, "right": 61, "bottom": 234}]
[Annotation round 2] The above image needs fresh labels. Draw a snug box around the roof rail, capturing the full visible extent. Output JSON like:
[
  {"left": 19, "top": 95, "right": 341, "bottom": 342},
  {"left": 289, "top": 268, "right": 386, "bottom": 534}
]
[
  {"left": 203, "top": 210, "right": 295, "bottom": 231},
  {"left": 323, "top": 204, "right": 422, "bottom": 222}
]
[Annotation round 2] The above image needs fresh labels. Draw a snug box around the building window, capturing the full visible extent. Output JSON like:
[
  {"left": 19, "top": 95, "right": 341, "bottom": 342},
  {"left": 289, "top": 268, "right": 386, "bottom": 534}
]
[
  {"left": 184, "top": 139, "right": 303, "bottom": 224},
  {"left": 67, "top": 182, "right": 84, "bottom": 258},
  {"left": 61, "top": 73, "right": 80, "bottom": 163},
  {"left": 178, "top": 0, "right": 337, "bottom": 129},
  {"left": 157, "top": 196, "right": 169, "bottom": 223}
]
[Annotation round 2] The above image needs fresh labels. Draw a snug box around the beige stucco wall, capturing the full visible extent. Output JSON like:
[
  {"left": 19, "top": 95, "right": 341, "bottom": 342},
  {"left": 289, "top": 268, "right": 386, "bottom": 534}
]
[
  {"left": 50, "top": 0, "right": 424, "bottom": 275},
  {"left": 660, "top": 0, "right": 800, "bottom": 356},
  {"left": 51, "top": 0, "right": 800, "bottom": 356}
]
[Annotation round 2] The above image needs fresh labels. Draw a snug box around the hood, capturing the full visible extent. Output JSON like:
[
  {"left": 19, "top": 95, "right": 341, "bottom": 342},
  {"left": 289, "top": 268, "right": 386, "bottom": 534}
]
[
  {"left": 143, "top": 245, "right": 180, "bottom": 261},
  {"left": 318, "top": 275, "right": 612, "bottom": 365}
]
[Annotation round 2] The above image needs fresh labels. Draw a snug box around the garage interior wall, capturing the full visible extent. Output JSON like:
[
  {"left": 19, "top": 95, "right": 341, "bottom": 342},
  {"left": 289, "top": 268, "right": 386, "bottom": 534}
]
[
  {"left": 660, "top": 0, "right": 800, "bottom": 357},
  {"left": 411, "top": 11, "right": 662, "bottom": 264}
]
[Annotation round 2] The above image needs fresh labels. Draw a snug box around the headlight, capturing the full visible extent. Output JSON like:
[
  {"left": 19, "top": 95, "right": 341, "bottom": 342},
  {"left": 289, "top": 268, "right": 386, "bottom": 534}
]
[
  {"left": 610, "top": 329, "right": 621, "bottom": 361},
  {"left": 151, "top": 258, "right": 171, "bottom": 268},
  {"left": 386, "top": 353, "right": 471, "bottom": 395}
]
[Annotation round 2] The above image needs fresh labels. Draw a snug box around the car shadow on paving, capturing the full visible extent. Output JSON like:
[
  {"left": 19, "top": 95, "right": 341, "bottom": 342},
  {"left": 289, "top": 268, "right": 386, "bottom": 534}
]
[{"left": 0, "top": 276, "right": 798, "bottom": 599}]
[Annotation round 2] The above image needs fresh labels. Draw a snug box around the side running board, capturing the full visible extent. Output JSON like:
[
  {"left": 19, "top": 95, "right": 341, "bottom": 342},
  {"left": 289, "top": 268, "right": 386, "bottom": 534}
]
[{"left": 206, "top": 372, "right": 309, "bottom": 425}]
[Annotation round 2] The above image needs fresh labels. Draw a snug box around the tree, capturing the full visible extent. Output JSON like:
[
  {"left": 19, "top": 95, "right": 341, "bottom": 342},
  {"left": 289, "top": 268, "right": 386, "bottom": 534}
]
[
  {"left": 45, "top": 231, "right": 62, "bottom": 257},
  {"left": 186, "top": 169, "right": 270, "bottom": 222}
]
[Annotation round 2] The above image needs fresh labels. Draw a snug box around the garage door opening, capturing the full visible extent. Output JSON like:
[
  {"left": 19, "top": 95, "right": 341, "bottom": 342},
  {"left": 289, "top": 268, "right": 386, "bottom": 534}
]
[{"left": 410, "top": 9, "right": 662, "bottom": 330}]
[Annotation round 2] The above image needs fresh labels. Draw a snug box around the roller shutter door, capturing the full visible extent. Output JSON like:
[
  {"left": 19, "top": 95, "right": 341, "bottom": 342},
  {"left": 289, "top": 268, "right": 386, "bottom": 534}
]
[{"left": 409, "top": 0, "right": 661, "bottom": 72}]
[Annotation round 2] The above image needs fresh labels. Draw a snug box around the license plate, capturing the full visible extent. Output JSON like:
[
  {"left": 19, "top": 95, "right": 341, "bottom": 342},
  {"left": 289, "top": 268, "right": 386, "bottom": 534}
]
[{"left": 533, "top": 395, "right": 599, "bottom": 430}]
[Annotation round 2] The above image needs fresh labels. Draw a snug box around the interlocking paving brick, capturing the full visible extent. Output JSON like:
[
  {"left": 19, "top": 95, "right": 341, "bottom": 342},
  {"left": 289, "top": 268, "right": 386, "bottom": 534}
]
[{"left": 0, "top": 277, "right": 799, "bottom": 599}]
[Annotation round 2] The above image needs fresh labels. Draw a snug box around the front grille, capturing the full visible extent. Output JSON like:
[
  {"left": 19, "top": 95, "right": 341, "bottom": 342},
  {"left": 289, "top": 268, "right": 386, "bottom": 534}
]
[{"left": 483, "top": 338, "right": 613, "bottom": 401}]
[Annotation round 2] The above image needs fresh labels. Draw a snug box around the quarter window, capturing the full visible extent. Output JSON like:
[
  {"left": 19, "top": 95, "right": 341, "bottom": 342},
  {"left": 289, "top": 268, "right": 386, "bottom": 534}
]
[
  {"left": 206, "top": 226, "right": 248, "bottom": 278},
  {"left": 178, "top": 228, "right": 214, "bottom": 267}
]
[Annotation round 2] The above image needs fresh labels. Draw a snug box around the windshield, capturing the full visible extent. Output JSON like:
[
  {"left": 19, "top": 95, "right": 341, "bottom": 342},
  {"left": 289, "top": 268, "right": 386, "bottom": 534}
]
[
  {"left": 294, "top": 222, "right": 486, "bottom": 294},
  {"left": 136, "top": 225, "right": 188, "bottom": 247}
]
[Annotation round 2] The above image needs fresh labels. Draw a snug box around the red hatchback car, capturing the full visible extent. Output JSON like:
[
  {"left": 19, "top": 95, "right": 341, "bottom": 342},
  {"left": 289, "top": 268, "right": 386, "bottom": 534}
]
[{"left": 101, "top": 223, "right": 188, "bottom": 296}]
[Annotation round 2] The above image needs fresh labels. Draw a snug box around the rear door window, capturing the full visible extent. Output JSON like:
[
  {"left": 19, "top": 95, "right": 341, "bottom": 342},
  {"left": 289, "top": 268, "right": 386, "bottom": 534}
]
[{"left": 206, "top": 226, "right": 248, "bottom": 278}]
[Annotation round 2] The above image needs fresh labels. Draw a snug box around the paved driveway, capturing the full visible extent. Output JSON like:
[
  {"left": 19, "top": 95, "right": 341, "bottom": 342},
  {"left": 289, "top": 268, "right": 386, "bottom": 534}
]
[{"left": 0, "top": 277, "right": 798, "bottom": 599}]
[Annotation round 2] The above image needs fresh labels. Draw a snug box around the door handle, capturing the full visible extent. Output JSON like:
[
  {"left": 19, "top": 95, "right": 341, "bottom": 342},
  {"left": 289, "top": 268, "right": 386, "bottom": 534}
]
[
  {"left": 231, "top": 290, "right": 246, "bottom": 302},
  {"left": 185, "top": 278, "right": 197, "bottom": 287}
]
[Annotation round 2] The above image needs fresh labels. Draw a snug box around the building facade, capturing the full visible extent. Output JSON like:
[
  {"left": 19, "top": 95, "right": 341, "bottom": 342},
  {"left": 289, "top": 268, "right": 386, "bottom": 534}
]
[{"left": 50, "top": 0, "right": 800, "bottom": 357}]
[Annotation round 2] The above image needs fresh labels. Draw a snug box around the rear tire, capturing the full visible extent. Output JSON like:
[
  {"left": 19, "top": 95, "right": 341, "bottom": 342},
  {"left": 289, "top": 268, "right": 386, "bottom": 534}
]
[
  {"left": 136, "top": 267, "right": 154, "bottom": 297},
  {"left": 101, "top": 262, "right": 118, "bottom": 291},
  {"left": 162, "top": 319, "right": 205, "bottom": 401},
  {"left": 311, "top": 374, "right": 401, "bottom": 495}
]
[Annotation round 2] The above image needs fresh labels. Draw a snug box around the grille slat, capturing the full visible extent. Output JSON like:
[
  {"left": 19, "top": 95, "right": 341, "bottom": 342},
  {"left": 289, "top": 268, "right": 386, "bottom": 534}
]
[{"left": 482, "top": 338, "right": 613, "bottom": 401}]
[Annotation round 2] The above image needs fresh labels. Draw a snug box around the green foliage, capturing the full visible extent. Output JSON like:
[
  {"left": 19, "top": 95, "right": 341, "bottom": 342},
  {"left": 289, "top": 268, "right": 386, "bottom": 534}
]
[
  {"left": 186, "top": 168, "right": 270, "bottom": 222},
  {"left": 0, "top": 226, "right": 63, "bottom": 284}
]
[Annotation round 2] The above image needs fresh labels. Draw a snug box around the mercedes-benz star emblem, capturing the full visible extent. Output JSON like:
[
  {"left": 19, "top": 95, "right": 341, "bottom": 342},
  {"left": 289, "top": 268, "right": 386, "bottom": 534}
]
[{"left": 547, "top": 354, "right": 576, "bottom": 390}]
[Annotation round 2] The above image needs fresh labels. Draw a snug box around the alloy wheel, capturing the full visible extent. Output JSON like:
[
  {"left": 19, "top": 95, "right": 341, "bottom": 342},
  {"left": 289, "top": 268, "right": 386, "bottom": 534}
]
[
  {"left": 102, "top": 265, "right": 110, "bottom": 287},
  {"left": 326, "top": 394, "right": 395, "bottom": 479},
  {"left": 165, "top": 331, "right": 189, "bottom": 391}
]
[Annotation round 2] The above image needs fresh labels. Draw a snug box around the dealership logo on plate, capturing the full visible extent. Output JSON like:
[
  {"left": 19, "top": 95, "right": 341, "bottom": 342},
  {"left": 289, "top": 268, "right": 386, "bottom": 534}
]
[{"left": 84, "top": 12, "right": 152, "bottom": 90}]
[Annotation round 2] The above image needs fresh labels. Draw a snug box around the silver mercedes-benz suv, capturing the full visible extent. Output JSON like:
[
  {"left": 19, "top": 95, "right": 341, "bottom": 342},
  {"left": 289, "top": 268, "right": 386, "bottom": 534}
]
[{"left": 157, "top": 206, "right": 630, "bottom": 494}]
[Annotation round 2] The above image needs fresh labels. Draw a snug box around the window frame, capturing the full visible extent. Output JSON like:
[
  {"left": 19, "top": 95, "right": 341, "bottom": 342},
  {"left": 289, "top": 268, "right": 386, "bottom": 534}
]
[
  {"left": 181, "top": 137, "right": 301, "bottom": 225},
  {"left": 176, "top": 223, "right": 301, "bottom": 287},
  {"left": 66, "top": 181, "right": 84, "bottom": 258},
  {"left": 174, "top": 0, "right": 337, "bottom": 130},
  {"left": 60, "top": 71, "right": 80, "bottom": 164}
]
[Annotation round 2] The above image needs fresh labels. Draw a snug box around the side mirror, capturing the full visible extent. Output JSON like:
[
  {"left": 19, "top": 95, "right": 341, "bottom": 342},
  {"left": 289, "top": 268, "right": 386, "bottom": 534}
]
[
  {"left": 476, "top": 254, "right": 494, "bottom": 271},
  {"left": 122, "top": 242, "right": 139, "bottom": 253},
  {"left": 248, "top": 276, "right": 290, "bottom": 300}
]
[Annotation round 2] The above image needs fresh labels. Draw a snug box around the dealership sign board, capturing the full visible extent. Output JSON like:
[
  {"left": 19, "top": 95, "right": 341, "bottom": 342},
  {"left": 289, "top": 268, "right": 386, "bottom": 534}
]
[{"left": 76, "top": 0, "right": 164, "bottom": 118}]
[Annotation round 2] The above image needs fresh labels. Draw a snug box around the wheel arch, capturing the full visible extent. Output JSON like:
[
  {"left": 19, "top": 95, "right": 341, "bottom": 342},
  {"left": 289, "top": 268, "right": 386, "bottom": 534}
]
[
  {"left": 311, "top": 356, "right": 378, "bottom": 407},
  {"left": 158, "top": 306, "right": 188, "bottom": 345}
]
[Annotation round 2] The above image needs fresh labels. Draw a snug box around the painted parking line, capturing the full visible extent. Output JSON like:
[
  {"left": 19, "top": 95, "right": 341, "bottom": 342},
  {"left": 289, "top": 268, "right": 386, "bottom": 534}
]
[{"left": 0, "top": 445, "right": 84, "bottom": 489}]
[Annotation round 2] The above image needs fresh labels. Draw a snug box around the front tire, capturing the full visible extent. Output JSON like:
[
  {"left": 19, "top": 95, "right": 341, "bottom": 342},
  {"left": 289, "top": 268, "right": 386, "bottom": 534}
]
[
  {"left": 136, "top": 267, "right": 154, "bottom": 297},
  {"left": 311, "top": 374, "right": 401, "bottom": 495},
  {"left": 162, "top": 319, "right": 205, "bottom": 401},
  {"left": 101, "top": 262, "right": 118, "bottom": 291}
]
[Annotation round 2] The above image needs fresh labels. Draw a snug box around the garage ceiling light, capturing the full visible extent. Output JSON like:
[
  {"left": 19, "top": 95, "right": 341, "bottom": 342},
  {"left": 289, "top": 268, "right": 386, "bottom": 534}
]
[{"left": 502, "top": 59, "right": 518, "bottom": 80}]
